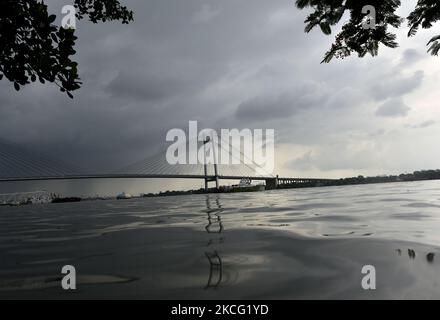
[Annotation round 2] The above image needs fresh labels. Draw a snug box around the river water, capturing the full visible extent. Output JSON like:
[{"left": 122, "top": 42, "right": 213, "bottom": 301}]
[{"left": 1, "top": 180, "right": 440, "bottom": 299}]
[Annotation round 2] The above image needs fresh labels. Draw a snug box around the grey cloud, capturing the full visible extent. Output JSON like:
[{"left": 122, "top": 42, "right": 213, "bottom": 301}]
[
  {"left": 375, "top": 98, "right": 410, "bottom": 118},
  {"left": 400, "top": 49, "right": 424, "bottom": 66},
  {"left": 287, "top": 151, "right": 314, "bottom": 171},
  {"left": 235, "top": 93, "right": 297, "bottom": 121},
  {"left": 416, "top": 120, "right": 436, "bottom": 128},
  {"left": 234, "top": 82, "right": 329, "bottom": 122},
  {"left": 371, "top": 70, "right": 424, "bottom": 101},
  {"left": 193, "top": 4, "right": 220, "bottom": 23},
  {"left": 105, "top": 71, "right": 185, "bottom": 101},
  {"left": 286, "top": 145, "right": 378, "bottom": 172},
  {"left": 406, "top": 120, "right": 436, "bottom": 129}
]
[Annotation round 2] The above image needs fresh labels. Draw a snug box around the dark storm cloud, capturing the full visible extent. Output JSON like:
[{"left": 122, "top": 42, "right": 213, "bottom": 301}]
[
  {"left": 235, "top": 83, "right": 328, "bottom": 121},
  {"left": 0, "top": 0, "right": 437, "bottom": 180},
  {"left": 105, "top": 71, "right": 185, "bottom": 101},
  {"left": 2, "top": 0, "right": 311, "bottom": 171},
  {"left": 235, "top": 93, "right": 296, "bottom": 121}
]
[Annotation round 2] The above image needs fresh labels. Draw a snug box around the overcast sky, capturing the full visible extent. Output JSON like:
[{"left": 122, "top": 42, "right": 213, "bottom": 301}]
[{"left": 1, "top": 0, "right": 440, "bottom": 194}]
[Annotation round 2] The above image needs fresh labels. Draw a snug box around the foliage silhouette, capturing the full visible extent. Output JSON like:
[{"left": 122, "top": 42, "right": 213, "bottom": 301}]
[
  {"left": 0, "top": 0, "right": 133, "bottom": 98},
  {"left": 295, "top": 0, "right": 440, "bottom": 62}
]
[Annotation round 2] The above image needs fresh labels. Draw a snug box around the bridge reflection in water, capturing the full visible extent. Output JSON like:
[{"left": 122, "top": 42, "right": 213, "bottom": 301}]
[{"left": 204, "top": 195, "right": 226, "bottom": 290}]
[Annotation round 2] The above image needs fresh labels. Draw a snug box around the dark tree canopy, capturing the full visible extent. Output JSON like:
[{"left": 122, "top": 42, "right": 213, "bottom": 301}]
[
  {"left": 0, "top": 0, "right": 133, "bottom": 98},
  {"left": 295, "top": 0, "right": 440, "bottom": 63}
]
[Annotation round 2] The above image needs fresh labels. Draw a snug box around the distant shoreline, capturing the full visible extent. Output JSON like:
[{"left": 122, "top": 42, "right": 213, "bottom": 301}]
[
  {"left": 141, "top": 169, "right": 440, "bottom": 198},
  {"left": 2, "top": 170, "right": 439, "bottom": 205}
]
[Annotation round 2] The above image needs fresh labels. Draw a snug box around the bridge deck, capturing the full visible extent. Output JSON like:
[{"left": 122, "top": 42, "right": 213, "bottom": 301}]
[{"left": 0, "top": 174, "right": 336, "bottom": 183}]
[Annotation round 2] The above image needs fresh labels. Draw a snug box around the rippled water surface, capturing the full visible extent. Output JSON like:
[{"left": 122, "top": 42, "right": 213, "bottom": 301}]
[{"left": 2, "top": 181, "right": 440, "bottom": 299}]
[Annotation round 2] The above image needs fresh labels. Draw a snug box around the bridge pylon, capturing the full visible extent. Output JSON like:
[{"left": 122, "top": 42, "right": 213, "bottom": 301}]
[{"left": 203, "top": 136, "right": 219, "bottom": 191}]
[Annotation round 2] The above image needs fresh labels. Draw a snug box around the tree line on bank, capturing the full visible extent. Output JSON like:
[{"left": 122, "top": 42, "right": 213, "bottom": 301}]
[
  {"left": 282, "top": 169, "right": 440, "bottom": 189},
  {"left": 141, "top": 170, "right": 440, "bottom": 197}
]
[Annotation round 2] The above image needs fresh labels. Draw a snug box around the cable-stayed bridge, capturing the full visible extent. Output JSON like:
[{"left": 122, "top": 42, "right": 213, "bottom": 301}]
[{"left": 0, "top": 138, "right": 335, "bottom": 190}]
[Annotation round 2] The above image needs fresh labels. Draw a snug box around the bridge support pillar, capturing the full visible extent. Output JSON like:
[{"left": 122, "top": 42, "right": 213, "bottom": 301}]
[
  {"left": 203, "top": 136, "right": 220, "bottom": 191},
  {"left": 204, "top": 176, "right": 219, "bottom": 191},
  {"left": 214, "top": 162, "right": 219, "bottom": 190},
  {"left": 265, "top": 175, "right": 279, "bottom": 190}
]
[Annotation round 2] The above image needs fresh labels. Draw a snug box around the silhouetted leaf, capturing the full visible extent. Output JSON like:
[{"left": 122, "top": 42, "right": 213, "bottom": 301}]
[{"left": 319, "top": 22, "right": 331, "bottom": 35}]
